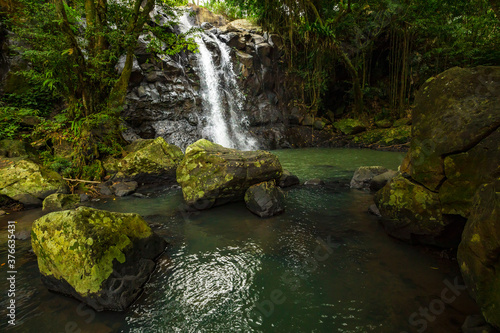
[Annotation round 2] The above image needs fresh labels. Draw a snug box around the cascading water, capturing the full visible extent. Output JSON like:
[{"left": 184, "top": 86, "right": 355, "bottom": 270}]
[{"left": 178, "top": 12, "right": 258, "bottom": 150}]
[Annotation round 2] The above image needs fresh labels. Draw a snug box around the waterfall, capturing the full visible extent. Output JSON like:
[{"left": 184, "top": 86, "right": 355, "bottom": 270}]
[{"left": 178, "top": 13, "right": 258, "bottom": 150}]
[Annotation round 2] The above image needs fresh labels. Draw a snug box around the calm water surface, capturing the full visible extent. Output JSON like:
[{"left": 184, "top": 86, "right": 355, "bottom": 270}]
[{"left": 0, "top": 148, "right": 477, "bottom": 332}]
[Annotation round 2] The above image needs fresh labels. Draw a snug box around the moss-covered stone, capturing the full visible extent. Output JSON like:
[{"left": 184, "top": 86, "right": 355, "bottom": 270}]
[
  {"left": 333, "top": 118, "right": 367, "bottom": 135},
  {"left": 42, "top": 193, "right": 80, "bottom": 212},
  {"left": 458, "top": 182, "right": 500, "bottom": 329},
  {"left": 375, "top": 119, "right": 393, "bottom": 128},
  {"left": 439, "top": 128, "right": 499, "bottom": 217},
  {"left": 375, "top": 66, "right": 499, "bottom": 249},
  {"left": 374, "top": 174, "right": 456, "bottom": 247},
  {"left": 408, "top": 66, "right": 500, "bottom": 190},
  {"left": 353, "top": 126, "right": 411, "bottom": 146},
  {"left": 113, "top": 137, "right": 184, "bottom": 183},
  {"left": 176, "top": 139, "right": 283, "bottom": 209},
  {"left": 0, "top": 159, "right": 66, "bottom": 207},
  {"left": 31, "top": 207, "right": 166, "bottom": 311}
]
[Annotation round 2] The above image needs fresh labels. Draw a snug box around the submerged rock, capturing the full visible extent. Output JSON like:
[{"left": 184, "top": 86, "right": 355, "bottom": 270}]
[
  {"left": 245, "top": 181, "right": 285, "bottom": 218},
  {"left": 110, "top": 137, "right": 184, "bottom": 184},
  {"left": 278, "top": 169, "right": 300, "bottom": 188},
  {"left": 304, "top": 178, "right": 325, "bottom": 186},
  {"left": 176, "top": 139, "right": 282, "bottom": 209},
  {"left": 31, "top": 207, "right": 166, "bottom": 311},
  {"left": 458, "top": 182, "right": 500, "bottom": 329},
  {"left": 42, "top": 193, "right": 80, "bottom": 212},
  {"left": 350, "top": 166, "right": 388, "bottom": 190},
  {"left": 0, "top": 159, "right": 66, "bottom": 207}
]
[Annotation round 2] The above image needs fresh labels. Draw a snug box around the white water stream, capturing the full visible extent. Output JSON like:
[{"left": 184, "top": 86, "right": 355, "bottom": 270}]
[{"left": 179, "top": 12, "right": 258, "bottom": 150}]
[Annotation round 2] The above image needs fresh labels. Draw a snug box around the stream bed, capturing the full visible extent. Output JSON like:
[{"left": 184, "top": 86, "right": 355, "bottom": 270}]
[{"left": 0, "top": 148, "right": 477, "bottom": 332}]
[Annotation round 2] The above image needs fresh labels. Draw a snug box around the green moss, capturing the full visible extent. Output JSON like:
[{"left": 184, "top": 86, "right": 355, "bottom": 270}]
[
  {"left": 31, "top": 207, "right": 152, "bottom": 296},
  {"left": 0, "top": 159, "right": 65, "bottom": 200},
  {"left": 333, "top": 119, "right": 367, "bottom": 135},
  {"left": 119, "top": 137, "right": 184, "bottom": 176},
  {"left": 353, "top": 126, "right": 411, "bottom": 146},
  {"left": 42, "top": 193, "right": 80, "bottom": 212}
]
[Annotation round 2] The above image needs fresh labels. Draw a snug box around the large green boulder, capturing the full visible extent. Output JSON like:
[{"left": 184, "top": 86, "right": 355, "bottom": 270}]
[
  {"left": 439, "top": 129, "right": 499, "bottom": 217},
  {"left": 407, "top": 66, "right": 500, "bottom": 191},
  {"left": 374, "top": 174, "right": 463, "bottom": 247},
  {"left": 110, "top": 137, "right": 184, "bottom": 184},
  {"left": 458, "top": 182, "right": 500, "bottom": 329},
  {"left": 176, "top": 139, "right": 283, "bottom": 209},
  {"left": 375, "top": 66, "right": 499, "bottom": 246},
  {"left": 31, "top": 207, "right": 166, "bottom": 311},
  {"left": 0, "top": 159, "right": 66, "bottom": 207}
]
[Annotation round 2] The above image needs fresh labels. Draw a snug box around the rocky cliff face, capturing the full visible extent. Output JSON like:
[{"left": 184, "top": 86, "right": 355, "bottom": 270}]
[{"left": 121, "top": 6, "right": 289, "bottom": 150}]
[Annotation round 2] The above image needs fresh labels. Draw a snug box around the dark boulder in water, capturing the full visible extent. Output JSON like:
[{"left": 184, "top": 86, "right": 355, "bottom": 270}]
[{"left": 245, "top": 181, "right": 285, "bottom": 218}]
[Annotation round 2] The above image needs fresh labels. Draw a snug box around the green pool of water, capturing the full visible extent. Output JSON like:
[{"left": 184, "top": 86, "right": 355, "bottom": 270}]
[{"left": 0, "top": 148, "right": 477, "bottom": 332}]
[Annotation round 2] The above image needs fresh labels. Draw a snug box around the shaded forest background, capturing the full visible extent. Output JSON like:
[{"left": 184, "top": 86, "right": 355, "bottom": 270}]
[{"left": 0, "top": 0, "right": 499, "bottom": 180}]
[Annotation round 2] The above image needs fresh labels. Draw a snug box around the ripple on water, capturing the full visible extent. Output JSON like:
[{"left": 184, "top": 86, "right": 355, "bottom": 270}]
[{"left": 125, "top": 243, "right": 263, "bottom": 332}]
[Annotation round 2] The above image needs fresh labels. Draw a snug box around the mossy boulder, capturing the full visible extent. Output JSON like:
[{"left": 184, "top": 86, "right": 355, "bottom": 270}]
[
  {"left": 374, "top": 174, "right": 464, "bottom": 247},
  {"left": 176, "top": 139, "right": 283, "bottom": 209},
  {"left": 333, "top": 119, "right": 367, "bottom": 135},
  {"left": 375, "top": 66, "right": 499, "bottom": 247},
  {"left": 113, "top": 137, "right": 184, "bottom": 184},
  {"left": 438, "top": 128, "right": 499, "bottom": 217},
  {"left": 42, "top": 193, "right": 80, "bottom": 212},
  {"left": 31, "top": 207, "right": 166, "bottom": 311},
  {"left": 353, "top": 126, "right": 411, "bottom": 146},
  {"left": 245, "top": 181, "right": 285, "bottom": 218},
  {"left": 407, "top": 66, "right": 500, "bottom": 191},
  {"left": 0, "top": 159, "right": 66, "bottom": 207},
  {"left": 458, "top": 182, "right": 500, "bottom": 329}
]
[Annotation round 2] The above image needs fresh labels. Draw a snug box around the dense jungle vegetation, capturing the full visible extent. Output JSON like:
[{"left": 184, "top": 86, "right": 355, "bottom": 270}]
[{"left": 0, "top": 0, "right": 499, "bottom": 180}]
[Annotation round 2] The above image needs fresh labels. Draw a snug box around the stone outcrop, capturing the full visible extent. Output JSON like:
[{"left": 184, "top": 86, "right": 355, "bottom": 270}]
[
  {"left": 375, "top": 66, "right": 499, "bottom": 247},
  {"left": 458, "top": 182, "right": 500, "bottom": 330},
  {"left": 31, "top": 207, "right": 166, "bottom": 311},
  {"left": 244, "top": 181, "right": 285, "bottom": 218},
  {"left": 121, "top": 7, "right": 288, "bottom": 150},
  {"left": 0, "top": 158, "right": 66, "bottom": 207},
  {"left": 176, "top": 139, "right": 282, "bottom": 209}
]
